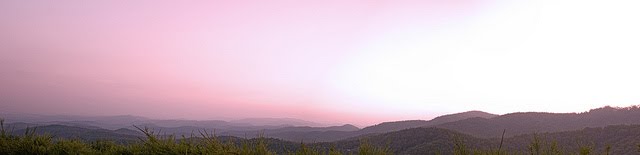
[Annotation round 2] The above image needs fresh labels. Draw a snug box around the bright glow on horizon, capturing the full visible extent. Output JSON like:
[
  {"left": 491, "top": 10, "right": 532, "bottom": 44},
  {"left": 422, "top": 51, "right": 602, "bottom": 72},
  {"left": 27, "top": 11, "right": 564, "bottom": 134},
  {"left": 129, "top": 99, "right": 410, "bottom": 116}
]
[{"left": 1, "top": 0, "right": 640, "bottom": 126}]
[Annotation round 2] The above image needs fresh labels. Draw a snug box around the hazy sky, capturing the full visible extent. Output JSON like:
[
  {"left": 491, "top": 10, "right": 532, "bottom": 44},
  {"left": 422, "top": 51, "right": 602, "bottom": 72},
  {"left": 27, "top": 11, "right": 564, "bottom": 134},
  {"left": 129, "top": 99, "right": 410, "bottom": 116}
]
[{"left": 1, "top": 0, "right": 639, "bottom": 125}]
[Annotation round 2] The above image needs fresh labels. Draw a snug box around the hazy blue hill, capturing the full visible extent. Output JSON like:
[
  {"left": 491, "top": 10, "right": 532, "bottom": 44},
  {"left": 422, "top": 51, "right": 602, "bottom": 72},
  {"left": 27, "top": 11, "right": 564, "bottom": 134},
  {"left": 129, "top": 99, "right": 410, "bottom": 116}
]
[
  {"left": 230, "top": 118, "right": 324, "bottom": 127},
  {"left": 36, "top": 121, "right": 104, "bottom": 130},
  {"left": 4, "top": 117, "right": 640, "bottom": 154},
  {"left": 238, "top": 110, "right": 496, "bottom": 142},
  {"left": 268, "top": 124, "right": 359, "bottom": 133},
  {"left": 11, "top": 124, "right": 142, "bottom": 143},
  {"left": 1, "top": 114, "right": 151, "bottom": 130},
  {"left": 2, "top": 114, "right": 349, "bottom": 140},
  {"left": 209, "top": 124, "right": 359, "bottom": 142},
  {"left": 148, "top": 119, "right": 230, "bottom": 128},
  {"left": 90, "top": 122, "right": 361, "bottom": 142},
  {"left": 267, "top": 130, "right": 359, "bottom": 143},
  {"left": 5, "top": 105, "right": 639, "bottom": 144},
  {"left": 113, "top": 128, "right": 145, "bottom": 136},
  {"left": 3, "top": 122, "right": 39, "bottom": 131},
  {"left": 1, "top": 114, "right": 149, "bottom": 124},
  {"left": 132, "top": 125, "right": 220, "bottom": 137}
]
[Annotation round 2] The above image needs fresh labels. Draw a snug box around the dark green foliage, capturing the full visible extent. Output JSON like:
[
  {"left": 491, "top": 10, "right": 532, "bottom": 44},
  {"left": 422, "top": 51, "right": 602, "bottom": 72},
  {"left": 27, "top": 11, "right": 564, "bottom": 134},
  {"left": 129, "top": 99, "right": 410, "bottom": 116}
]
[
  {"left": 453, "top": 136, "right": 470, "bottom": 155},
  {"left": 50, "top": 139, "right": 94, "bottom": 155},
  {"left": 328, "top": 146, "right": 342, "bottom": 155},
  {"left": 357, "top": 140, "right": 390, "bottom": 155},
  {"left": 450, "top": 133, "right": 620, "bottom": 155},
  {"left": 325, "top": 127, "right": 488, "bottom": 154},
  {"left": 525, "top": 134, "right": 561, "bottom": 155},
  {"left": 603, "top": 144, "right": 610, "bottom": 155}
]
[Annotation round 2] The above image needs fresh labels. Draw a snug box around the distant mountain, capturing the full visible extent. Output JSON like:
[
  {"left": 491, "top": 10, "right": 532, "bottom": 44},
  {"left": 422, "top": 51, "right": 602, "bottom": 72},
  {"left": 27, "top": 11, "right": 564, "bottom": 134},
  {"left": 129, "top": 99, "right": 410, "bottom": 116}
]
[
  {"left": 212, "top": 124, "right": 359, "bottom": 142},
  {"left": 319, "top": 124, "right": 640, "bottom": 154},
  {"left": 6, "top": 123, "right": 640, "bottom": 154},
  {"left": 1, "top": 122, "right": 38, "bottom": 131},
  {"left": 1, "top": 114, "right": 150, "bottom": 130},
  {"left": 264, "top": 130, "right": 359, "bottom": 143},
  {"left": 268, "top": 106, "right": 640, "bottom": 142},
  {"left": 6, "top": 110, "right": 487, "bottom": 142},
  {"left": 5, "top": 105, "right": 640, "bottom": 144},
  {"left": 359, "top": 110, "right": 496, "bottom": 135},
  {"left": 5, "top": 111, "right": 640, "bottom": 154},
  {"left": 502, "top": 125, "right": 640, "bottom": 154},
  {"left": 230, "top": 118, "right": 324, "bottom": 127},
  {"left": 319, "top": 127, "right": 489, "bottom": 154},
  {"left": 140, "top": 110, "right": 497, "bottom": 142},
  {"left": 358, "top": 120, "right": 429, "bottom": 134},
  {"left": 429, "top": 110, "right": 497, "bottom": 125},
  {"left": 437, "top": 105, "right": 640, "bottom": 138},
  {"left": 267, "top": 124, "right": 359, "bottom": 133},
  {"left": 10, "top": 124, "right": 142, "bottom": 143},
  {"left": 113, "top": 128, "right": 143, "bottom": 136},
  {"left": 146, "top": 119, "right": 230, "bottom": 128},
  {"left": 263, "top": 111, "right": 497, "bottom": 142},
  {"left": 2, "top": 114, "right": 149, "bottom": 124},
  {"left": 0, "top": 114, "right": 360, "bottom": 142},
  {"left": 0, "top": 114, "right": 334, "bottom": 134}
]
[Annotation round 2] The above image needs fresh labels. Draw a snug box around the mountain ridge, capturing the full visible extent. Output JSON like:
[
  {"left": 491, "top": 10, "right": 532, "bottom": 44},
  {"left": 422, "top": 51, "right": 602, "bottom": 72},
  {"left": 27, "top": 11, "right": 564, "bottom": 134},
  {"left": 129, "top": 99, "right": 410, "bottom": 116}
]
[
  {"left": 437, "top": 105, "right": 640, "bottom": 138},
  {"left": 3, "top": 105, "right": 640, "bottom": 143}
]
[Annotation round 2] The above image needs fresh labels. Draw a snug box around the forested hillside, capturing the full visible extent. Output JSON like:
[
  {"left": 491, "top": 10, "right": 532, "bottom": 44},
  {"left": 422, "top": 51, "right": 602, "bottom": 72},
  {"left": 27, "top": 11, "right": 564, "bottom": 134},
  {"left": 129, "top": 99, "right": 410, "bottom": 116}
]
[
  {"left": 438, "top": 106, "right": 640, "bottom": 138},
  {"left": 3, "top": 106, "right": 640, "bottom": 154},
  {"left": 321, "top": 125, "right": 640, "bottom": 154}
]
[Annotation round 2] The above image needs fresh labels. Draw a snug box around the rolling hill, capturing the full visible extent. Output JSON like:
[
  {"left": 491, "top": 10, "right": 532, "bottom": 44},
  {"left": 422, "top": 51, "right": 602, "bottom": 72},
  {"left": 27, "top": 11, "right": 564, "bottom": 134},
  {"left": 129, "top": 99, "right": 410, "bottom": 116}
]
[
  {"left": 4, "top": 105, "right": 640, "bottom": 144},
  {"left": 437, "top": 106, "right": 640, "bottom": 138},
  {"left": 10, "top": 124, "right": 142, "bottom": 143},
  {"left": 359, "top": 110, "right": 497, "bottom": 135},
  {"left": 317, "top": 124, "right": 640, "bottom": 154},
  {"left": 3, "top": 106, "right": 640, "bottom": 154}
]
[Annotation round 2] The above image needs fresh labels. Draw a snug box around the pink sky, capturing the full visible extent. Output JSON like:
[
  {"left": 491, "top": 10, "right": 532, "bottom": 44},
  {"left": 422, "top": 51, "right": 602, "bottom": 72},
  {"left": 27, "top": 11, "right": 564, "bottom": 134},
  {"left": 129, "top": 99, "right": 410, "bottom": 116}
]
[
  {"left": 3, "top": 1, "right": 640, "bottom": 126},
  {"left": 0, "top": 0, "right": 486, "bottom": 125}
]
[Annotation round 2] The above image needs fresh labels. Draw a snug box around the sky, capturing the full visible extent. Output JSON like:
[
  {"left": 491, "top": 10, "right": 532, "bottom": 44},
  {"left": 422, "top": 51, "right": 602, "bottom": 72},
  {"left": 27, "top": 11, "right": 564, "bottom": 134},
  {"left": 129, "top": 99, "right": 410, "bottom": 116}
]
[{"left": 1, "top": 0, "right": 640, "bottom": 126}]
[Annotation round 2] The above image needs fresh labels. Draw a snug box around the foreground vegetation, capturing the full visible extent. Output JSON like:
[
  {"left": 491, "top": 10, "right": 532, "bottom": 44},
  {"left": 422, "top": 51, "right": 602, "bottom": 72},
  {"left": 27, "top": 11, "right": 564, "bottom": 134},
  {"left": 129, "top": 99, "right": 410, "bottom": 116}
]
[
  {"left": 2, "top": 118, "right": 640, "bottom": 155},
  {"left": 451, "top": 133, "right": 640, "bottom": 155},
  {"left": 0, "top": 119, "right": 390, "bottom": 155}
]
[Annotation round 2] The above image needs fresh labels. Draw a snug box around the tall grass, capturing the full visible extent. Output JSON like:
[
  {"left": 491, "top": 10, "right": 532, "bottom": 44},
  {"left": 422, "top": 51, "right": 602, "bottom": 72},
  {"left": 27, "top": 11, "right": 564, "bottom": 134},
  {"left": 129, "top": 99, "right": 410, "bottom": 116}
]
[
  {"left": 2, "top": 118, "right": 640, "bottom": 155},
  {"left": 451, "top": 133, "right": 628, "bottom": 155},
  {"left": 0, "top": 118, "right": 390, "bottom": 155}
]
